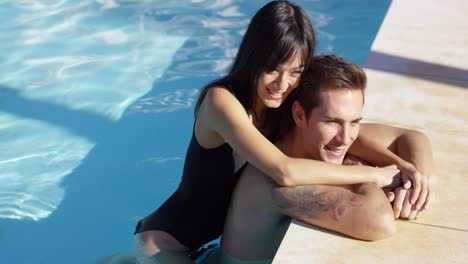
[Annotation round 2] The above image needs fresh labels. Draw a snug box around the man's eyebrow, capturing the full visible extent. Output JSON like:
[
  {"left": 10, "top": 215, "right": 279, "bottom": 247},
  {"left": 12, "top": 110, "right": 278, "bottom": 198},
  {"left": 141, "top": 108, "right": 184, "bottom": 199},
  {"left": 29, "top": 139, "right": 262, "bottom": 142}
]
[{"left": 323, "top": 116, "right": 363, "bottom": 122}]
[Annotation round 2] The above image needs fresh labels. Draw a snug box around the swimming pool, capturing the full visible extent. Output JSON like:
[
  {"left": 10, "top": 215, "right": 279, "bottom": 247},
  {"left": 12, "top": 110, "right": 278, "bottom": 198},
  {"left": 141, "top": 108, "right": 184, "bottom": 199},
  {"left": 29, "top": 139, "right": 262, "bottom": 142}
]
[{"left": 0, "top": 0, "right": 390, "bottom": 263}]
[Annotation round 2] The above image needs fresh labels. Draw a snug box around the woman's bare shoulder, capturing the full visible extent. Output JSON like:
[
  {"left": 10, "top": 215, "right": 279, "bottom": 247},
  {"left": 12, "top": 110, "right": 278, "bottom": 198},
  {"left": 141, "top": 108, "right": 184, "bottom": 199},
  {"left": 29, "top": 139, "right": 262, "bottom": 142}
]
[
  {"left": 204, "top": 86, "right": 235, "bottom": 105},
  {"left": 200, "top": 86, "right": 244, "bottom": 117}
]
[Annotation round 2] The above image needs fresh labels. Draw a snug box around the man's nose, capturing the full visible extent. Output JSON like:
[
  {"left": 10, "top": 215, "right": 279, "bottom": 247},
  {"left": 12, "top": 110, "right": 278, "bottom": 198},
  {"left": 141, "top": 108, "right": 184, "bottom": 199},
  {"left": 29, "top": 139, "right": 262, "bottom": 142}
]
[{"left": 338, "top": 126, "right": 352, "bottom": 145}]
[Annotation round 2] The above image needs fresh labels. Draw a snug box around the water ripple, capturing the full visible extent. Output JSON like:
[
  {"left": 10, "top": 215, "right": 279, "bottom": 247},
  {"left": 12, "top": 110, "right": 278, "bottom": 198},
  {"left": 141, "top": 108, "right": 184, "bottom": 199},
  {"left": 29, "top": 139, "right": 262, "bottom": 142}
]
[
  {"left": 0, "top": 112, "right": 95, "bottom": 220},
  {"left": 130, "top": 89, "right": 199, "bottom": 114},
  {"left": 1, "top": 0, "right": 189, "bottom": 120},
  {"left": 142, "top": 157, "right": 183, "bottom": 164}
]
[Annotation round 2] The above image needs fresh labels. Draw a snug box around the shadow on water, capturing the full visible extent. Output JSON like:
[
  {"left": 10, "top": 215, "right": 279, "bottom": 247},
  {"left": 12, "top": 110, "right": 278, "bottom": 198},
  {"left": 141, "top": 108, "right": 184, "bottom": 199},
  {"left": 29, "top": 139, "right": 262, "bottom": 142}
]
[{"left": 0, "top": 86, "right": 114, "bottom": 141}]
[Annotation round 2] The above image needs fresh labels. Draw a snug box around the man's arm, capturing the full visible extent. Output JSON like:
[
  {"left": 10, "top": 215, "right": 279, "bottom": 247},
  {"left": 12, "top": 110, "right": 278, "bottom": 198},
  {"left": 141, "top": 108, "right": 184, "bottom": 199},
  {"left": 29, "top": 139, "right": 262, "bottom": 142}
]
[
  {"left": 271, "top": 182, "right": 396, "bottom": 241},
  {"left": 393, "top": 127, "right": 434, "bottom": 210},
  {"left": 348, "top": 123, "right": 434, "bottom": 210}
]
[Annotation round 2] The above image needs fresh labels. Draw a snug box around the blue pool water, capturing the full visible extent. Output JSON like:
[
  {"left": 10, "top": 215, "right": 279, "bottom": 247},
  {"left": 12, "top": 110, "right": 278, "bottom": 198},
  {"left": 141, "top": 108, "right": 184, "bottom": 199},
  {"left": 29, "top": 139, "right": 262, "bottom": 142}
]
[{"left": 0, "top": 0, "right": 390, "bottom": 263}]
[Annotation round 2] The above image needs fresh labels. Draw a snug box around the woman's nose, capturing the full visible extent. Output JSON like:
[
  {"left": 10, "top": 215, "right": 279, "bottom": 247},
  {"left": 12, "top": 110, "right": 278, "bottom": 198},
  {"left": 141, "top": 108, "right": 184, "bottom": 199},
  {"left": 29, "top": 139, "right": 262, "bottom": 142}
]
[{"left": 273, "top": 74, "right": 289, "bottom": 91}]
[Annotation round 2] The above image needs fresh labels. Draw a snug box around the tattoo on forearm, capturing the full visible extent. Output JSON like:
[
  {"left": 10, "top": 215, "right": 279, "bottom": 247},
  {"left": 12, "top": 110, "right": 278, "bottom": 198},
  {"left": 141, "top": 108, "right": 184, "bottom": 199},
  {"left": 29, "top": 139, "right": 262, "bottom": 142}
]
[{"left": 272, "top": 186, "right": 361, "bottom": 221}]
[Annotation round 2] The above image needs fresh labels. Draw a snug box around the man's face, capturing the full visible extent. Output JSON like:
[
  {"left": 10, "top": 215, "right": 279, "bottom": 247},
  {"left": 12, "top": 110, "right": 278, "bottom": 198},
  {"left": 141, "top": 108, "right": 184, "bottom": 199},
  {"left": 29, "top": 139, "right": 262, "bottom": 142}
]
[{"left": 299, "top": 88, "right": 363, "bottom": 164}]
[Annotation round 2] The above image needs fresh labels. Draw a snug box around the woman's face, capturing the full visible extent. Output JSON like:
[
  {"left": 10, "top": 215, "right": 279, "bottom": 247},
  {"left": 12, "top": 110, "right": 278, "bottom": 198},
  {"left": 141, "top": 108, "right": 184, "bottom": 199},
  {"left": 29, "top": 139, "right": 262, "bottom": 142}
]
[{"left": 256, "top": 54, "right": 304, "bottom": 112}]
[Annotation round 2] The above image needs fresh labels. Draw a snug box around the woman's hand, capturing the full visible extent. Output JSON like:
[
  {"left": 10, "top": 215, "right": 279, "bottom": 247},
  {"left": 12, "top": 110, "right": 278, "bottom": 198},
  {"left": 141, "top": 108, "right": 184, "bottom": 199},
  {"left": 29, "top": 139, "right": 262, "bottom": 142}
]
[
  {"left": 376, "top": 165, "right": 401, "bottom": 188},
  {"left": 342, "top": 156, "right": 401, "bottom": 189}
]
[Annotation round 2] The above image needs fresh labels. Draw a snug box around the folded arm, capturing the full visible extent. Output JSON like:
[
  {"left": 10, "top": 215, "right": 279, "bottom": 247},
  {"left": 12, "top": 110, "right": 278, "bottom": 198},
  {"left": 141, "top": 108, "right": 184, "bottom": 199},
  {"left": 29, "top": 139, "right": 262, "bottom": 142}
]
[
  {"left": 271, "top": 182, "right": 396, "bottom": 241},
  {"left": 348, "top": 123, "right": 434, "bottom": 210}
]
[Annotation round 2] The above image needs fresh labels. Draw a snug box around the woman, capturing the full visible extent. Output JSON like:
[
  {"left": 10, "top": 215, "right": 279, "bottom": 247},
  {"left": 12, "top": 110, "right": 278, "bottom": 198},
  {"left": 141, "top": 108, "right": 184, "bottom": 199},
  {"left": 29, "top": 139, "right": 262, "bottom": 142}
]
[{"left": 132, "top": 1, "right": 407, "bottom": 263}]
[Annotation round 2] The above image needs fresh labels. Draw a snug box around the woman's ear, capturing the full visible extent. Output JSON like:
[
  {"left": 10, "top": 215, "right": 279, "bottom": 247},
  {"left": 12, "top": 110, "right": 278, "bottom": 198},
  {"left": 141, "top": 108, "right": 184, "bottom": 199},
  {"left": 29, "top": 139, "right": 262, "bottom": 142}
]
[{"left": 292, "top": 101, "right": 306, "bottom": 128}]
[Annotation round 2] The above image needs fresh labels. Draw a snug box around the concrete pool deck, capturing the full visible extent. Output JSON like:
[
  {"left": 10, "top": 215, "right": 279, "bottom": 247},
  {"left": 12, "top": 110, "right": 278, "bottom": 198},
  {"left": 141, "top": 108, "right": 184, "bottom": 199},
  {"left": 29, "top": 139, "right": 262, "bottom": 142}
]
[{"left": 273, "top": 0, "right": 468, "bottom": 263}]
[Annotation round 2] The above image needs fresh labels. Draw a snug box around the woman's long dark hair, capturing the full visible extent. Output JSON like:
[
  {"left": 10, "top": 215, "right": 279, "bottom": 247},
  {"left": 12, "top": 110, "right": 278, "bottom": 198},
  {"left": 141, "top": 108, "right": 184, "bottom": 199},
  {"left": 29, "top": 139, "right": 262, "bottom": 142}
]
[{"left": 194, "top": 1, "right": 316, "bottom": 119}]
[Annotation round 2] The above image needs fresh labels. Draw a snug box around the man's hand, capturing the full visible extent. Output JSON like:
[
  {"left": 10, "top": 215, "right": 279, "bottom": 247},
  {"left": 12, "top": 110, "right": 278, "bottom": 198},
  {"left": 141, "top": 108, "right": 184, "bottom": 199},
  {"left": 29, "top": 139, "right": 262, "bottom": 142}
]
[
  {"left": 344, "top": 154, "right": 433, "bottom": 218},
  {"left": 386, "top": 187, "right": 424, "bottom": 220},
  {"left": 398, "top": 162, "right": 432, "bottom": 210}
]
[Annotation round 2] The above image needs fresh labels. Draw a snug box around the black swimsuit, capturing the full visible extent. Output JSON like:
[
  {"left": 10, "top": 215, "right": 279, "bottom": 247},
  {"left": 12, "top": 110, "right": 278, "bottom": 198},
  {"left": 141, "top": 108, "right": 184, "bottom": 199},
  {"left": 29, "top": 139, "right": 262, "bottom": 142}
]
[{"left": 134, "top": 132, "right": 245, "bottom": 250}]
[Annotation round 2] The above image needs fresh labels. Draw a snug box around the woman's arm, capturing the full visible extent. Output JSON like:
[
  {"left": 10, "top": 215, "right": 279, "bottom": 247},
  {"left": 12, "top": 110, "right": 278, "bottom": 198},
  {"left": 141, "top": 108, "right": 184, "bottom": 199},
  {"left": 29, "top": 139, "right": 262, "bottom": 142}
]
[
  {"left": 348, "top": 123, "right": 434, "bottom": 210},
  {"left": 198, "top": 87, "right": 398, "bottom": 187}
]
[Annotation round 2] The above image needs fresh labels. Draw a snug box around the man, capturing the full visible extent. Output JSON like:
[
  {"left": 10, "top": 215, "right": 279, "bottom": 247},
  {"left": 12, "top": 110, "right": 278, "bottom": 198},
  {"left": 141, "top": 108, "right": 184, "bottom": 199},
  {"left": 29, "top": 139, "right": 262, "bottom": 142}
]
[{"left": 204, "top": 55, "right": 433, "bottom": 263}]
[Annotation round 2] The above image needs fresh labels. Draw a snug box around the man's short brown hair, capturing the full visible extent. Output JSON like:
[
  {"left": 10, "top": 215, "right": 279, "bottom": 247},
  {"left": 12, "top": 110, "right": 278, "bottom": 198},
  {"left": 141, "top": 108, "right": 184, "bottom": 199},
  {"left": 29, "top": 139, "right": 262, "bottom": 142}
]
[{"left": 297, "top": 54, "right": 366, "bottom": 118}]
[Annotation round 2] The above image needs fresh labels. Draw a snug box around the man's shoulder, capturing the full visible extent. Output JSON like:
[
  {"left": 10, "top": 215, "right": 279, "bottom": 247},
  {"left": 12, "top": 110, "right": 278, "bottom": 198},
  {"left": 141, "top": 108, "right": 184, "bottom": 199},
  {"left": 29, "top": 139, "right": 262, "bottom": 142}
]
[{"left": 240, "top": 163, "right": 278, "bottom": 188}]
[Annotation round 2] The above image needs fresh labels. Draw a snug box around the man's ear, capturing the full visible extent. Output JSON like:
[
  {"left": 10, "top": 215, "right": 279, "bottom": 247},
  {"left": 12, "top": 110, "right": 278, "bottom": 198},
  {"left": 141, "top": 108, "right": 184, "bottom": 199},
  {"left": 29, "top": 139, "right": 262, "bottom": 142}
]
[{"left": 292, "top": 101, "right": 307, "bottom": 128}]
